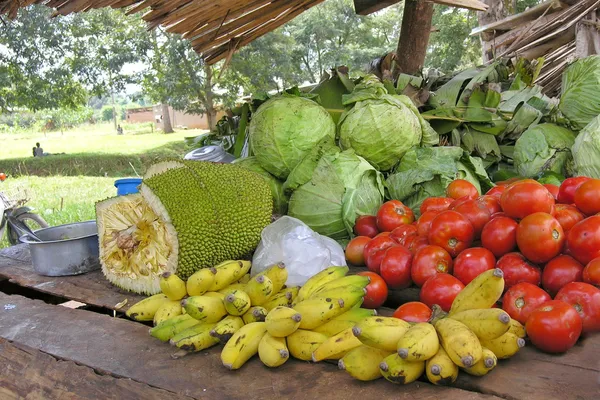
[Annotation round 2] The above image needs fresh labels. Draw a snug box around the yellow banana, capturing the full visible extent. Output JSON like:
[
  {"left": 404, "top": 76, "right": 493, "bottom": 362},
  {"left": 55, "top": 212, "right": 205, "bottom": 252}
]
[
  {"left": 256, "top": 262, "right": 288, "bottom": 294},
  {"left": 480, "top": 332, "right": 525, "bottom": 359},
  {"left": 186, "top": 267, "right": 217, "bottom": 297},
  {"left": 153, "top": 300, "right": 183, "bottom": 326},
  {"left": 258, "top": 333, "right": 289, "bottom": 368},
  {"left": 352, "top": 316, "right": 411, "bottom": 352},
  {"left": 238, "top": 273, "right": 251, "bottom": 284},
  {"left": 169, "top": 322, "right": 219, "bottom": 352},
  {"left": 242, "top": 306, "right": 268, "bottom": 324},
  {"left": 209, "top": 315, "right": 245, "bottom": 342},
  {"left": 149, "top": 314, "right": 200, "bottom": 342},
  {"left": 224, "top": 290, "right": 251, "bottom": 316},
  {"left": 379, "top": 354, "right": 425, "bottom": 385},
  {"left": 313, "top": 307, "right": 377, "bottom": 336},
  {"left": 307, "top": 285, "right": 367, "bottom": 304},
  {"left": 295, "top": 265, "right": 349, "bottom": 302},
  {"left": 397, "top": 322, "right": 439, "bottom": 361},
  {"left": 462, "top": 347, "right": 497, "bottom": 376},
  {"left": 203, "top": 291, "right": 226, "bottom": 301},
  {"left": 309, "top": 275, "right": 370, "bottom": 298},
  {"left": 221, "top": 322, "right": 267, "bottom": 370},
  {"left": 293, "top": 296, "right": 357, "bottom": 330},
  {"left": 434, "top": 318, "right": 482, "bottom": 368},
  {"left": 425, "top": 346, "right": 458, "bottom": 385},
  {"left": 287, "top": 329, "right": 330, "bottom": 361},
  {"left": 508, "top": 318, "right": 526, "bottom": 338},
  {"left": 338, "top": 345, "right": 393, "bottom": 381},
  {"left": 159, "top": 272, "right": 187, "bottom": 301},
  {"left": 286, "top": 286, "right": 300, "bottom": 302},
  {"left": 245, "top": 274, "right": 275, "bottom": 306},
  {"left": 126, "top": 293, "right": 170, "bottom": 321},
  {"left": 218, "top": 283, "right": 247, "bottom": 294},
  {"left": 209, "top": 260, "right": 251, "bottom": 292},
  {"left": 449, "top": 268, "right": 505, "bottom": 315},
  {"left": 312, "top": 327, "right": 362, "bottom": 362},
  {"left": 265, "top": 306, "right": 302, "bottom": 337},
  {"left": 449, "top": 308, "right": 511, "bottom": 341},
  {"left": 181, "top": 296, "right": 227, "bottom": 323},
  {"left": 262, "top": 290, "right": 294, "bottom": 312}
]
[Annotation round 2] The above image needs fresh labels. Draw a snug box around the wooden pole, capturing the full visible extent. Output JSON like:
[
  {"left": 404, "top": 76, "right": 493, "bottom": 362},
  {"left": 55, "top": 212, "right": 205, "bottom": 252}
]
[{"left": 394, "top": 0, "right": 434, "bottom": 76}]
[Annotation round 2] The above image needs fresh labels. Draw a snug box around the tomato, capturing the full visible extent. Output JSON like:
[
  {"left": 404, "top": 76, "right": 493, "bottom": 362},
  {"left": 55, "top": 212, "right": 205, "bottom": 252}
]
[
  {"left": 446, "top": 179, "right": 479, "bottom": 200},
  {"left": 411, "top": 245, "right": 453, "bottom": 287},
  {"left": 354, "top": 215, "right": 379, "bottom": 238},
  {"left": 420, "top": 197, "right": 453, "bottom": 215},
  {"left": 419, "top": 273, "right": 465, "bottom": 312},
  {"left": 481, "top": 216, "right": 518, "bottom": 257},
  {"left": 552, "top": 204, "right": 585, "bottom": 233},
  {"left": 375, "top": 232, "right": 391, "bottom": 238},
  {"left": 376, "top": 200, "right": 415, "bottom": 232},
  {"left": 543, "top": 184, "right": 559, "bottom": 200},
  {"left": 448, "top": 196, "right": 471, "bottom": 210},
  {"left": 542, "top": 255, "right": 584, "bottom": 297},
  {"left": 428, "top": 210, "right": 475, "bottom": 257},
  {"left": 406, "top": 235, "right": 429, "bottom": 255},
  {"left": 477, "top": 195, "right": 502, "bottom": 215},
  {"left": 502, "top": 282, "right": 552, "bottom": 324},
  {"left": 574, "top": 178, "right": 600, "bottom": 215},
  {"left": 0, "top": 172, "right": 6, "bottom": 181},
  {"left": 496, "top": 252, "right": 541, "bottom": 289},
  {"left": 555, "top": 282, "right": 600, "bottom": 333},
  {"left": 583, "top": 257, "right": 600, "bottom": 287},
  {"left": 516, "top": 212, "right": 565, "bottom": 264},
  {"left": 345, "top": 236, "right": 371, "bottom": 266},
  {"left": 453, "top": 247, "right": 496, "bottom": 285},
  {"left": 485, "top": 185, "right": 506, "bottom": 201},
  {"left": 363, "top": 236, "right": 398, "bottom": 274},
  {"left": 567, "top": 216, "right": 600, "bottom": 265},
  {"left": 526, "top": 300, "right": 582, "bottom": 353},
  {"left": 416, "top": 211, "right": 440, "bottom": 237},
  {"left": 357, "top": 271, "right": 388, "bottom": 309},
  {"left": 500, "top": 180, "right": 555, "bottom": 219},
  {"left": 393, "top": 302, "right": 432, "bottom": 323},
  {"left": 558, "top": 176, "right": 590, "bottom": 204},
  {"left": 454, "top": 199, "right": 492, "bottom": 239},
  {"left": 389, "top": 224, "right": 417, "bottom": 246},
  {"left": 380, "top": 246, "right": 413, "bottom": 289}
]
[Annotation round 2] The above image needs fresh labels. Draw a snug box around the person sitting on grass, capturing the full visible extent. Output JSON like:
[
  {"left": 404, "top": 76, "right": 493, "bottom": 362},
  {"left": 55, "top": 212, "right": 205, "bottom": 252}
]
[{"left": 33, "top": 142, "right": 49, "bottom": 157}]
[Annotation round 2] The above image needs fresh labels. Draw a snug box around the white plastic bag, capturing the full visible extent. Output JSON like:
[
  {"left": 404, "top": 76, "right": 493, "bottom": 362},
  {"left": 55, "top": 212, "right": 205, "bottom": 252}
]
[{"left": 251, "top": 216, "right": 347, "bottom": 286}]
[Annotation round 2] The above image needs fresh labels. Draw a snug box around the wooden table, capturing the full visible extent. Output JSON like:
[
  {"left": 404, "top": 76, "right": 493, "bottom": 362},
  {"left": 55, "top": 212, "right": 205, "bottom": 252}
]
[{"left": 1, "top": 245, "right": 599, "bottom": 400}]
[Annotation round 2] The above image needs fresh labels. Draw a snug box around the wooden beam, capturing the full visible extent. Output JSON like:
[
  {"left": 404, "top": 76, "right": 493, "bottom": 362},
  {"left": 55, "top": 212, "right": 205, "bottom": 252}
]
[
  {"left": 394, "top": 0, "right": 434, "bottom": 76},
  {"left": 353, "top": 0, "right": 401, "bottom": 16},
  {"left": 430, "top": 0, "right": 488, "bottom": 12}
]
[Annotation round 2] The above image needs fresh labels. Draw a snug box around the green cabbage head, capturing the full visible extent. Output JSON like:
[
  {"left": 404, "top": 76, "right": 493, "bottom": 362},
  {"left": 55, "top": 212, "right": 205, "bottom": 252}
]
[
  {"left": 559, "top": 56, "right": 600, "bottom": 130},
  {"left": 572, "top": 114, "right": 600, "bottom": 178},
  {"left": 232, "top": 156, "right": 288, "bottom": 215}
]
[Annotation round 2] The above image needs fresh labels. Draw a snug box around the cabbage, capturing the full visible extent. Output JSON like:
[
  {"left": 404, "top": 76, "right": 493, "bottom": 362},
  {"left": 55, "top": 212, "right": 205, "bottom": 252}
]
[
  {"left": 249, "top": 95, "right": 336, "bottom": 179},
  {"left": 559, "top": 56, "right": 600, "bottom": 130},
  {"left": 232, "top": 156, "right": 288, "bottom": 215},
  {"left": 287, "top": 148, "right": 384, "bottom": 240},
  {"left": 339, "top": 75, "right": 438, "bottom": 171},
  {"left": 513, "top": 123, "right": 576, "bottom": 178},
  {"left": 572, "top": 115, "right": 600, "bottom": 178}
]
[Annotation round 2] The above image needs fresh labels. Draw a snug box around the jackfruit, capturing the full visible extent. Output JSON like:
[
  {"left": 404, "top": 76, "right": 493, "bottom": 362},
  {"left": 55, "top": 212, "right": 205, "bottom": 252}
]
[{"left": 96, "top": 160, "right": 272, "bottom": 295}]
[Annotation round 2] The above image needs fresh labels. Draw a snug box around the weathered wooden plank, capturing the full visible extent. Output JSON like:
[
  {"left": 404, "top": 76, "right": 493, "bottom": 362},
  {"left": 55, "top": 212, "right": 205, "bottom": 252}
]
[
  {"left": 353, "top": 0, "right": 401, "bottom": 15},
  {"left": 0, "top": 293, "right": 500, "bottom": 400},
  {"left": 0, "top": 338, "right": 191, "bottom": 400}
]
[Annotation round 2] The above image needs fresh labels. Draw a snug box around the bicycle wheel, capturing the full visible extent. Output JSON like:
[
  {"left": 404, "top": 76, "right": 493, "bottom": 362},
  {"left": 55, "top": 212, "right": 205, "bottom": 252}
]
[{"left": 7, "top": 212, "right": 49, "bottom": 245}]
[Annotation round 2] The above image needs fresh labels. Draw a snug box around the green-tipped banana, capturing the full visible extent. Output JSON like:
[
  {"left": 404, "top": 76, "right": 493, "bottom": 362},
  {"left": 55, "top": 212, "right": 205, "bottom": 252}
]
[
  {"left": 153, "top": 300, "right": 183, "bottom": 326},
  {"left": 186, "top": 268, "right": 217, "bottom": 296},
  {"left": 397, "top": 322, "right": 439, "bottom": 361},
  {"left": 338, "top": 345, "right": 392, "bottom": 381},
  {"left": 312, "top": 327, "right": 362, "bottom": 362},
  {"left": 296, "top": 266, "right": 349, "bottom": 302},
  {"left": 169, "top": 322, "right": 219, "bottom": 352},
  {"left": 379, "top": 354, "right": 425, "bottom": 385},
  {"left": 352, "top": 316, "right": 411, "bottom": 352},
  {"left": 210, "top": 315, "right": 245, "bottom": 342},
  {"left": 160, "top": 272, "right": 188, "bottom": 301},
  {"left": 462, "top": 347, "right": 497, "bottom": 376},
  {"left": 313, "top": 307, "right": 377, "bottom": 336},
  {"left": 245, "top": 274, "right": 275, "bottom": 306},
  {"left": 449, "top": 268, "right": 504, "bottom": 315},
  {"left": 209, "top": 260, "right": 252, "bottom": 292},
  {"left": 149, "top": 314, "right": 200, "bottom": 342},
  {"left": 426, "top": 346, "right": 458, "bottom": 385},
  {"left": 242, "top": 306, "right": 268, "bottom": 324},
  {"left": 256, "top": 262, "right": 288, "bottom": 294},
  {"left": 287, "top": 329, "right": 330, "bottom": 361},
  {"left": 449, "top": 308, "right": 511, "bottom": 341},
  {"left": 221, "top": 322, "right": 267, "bottom": 370},
  {"left": 224, "top": 290, "right": 251, "bottom": 316},
  {"left": 258, "top": 333, "right": 289, "bottom": 368},
  {"left": 126, "top": 294, "right": 169, "bottom": 321},
  {"left": 309, "top": 275, "right": 370, "bottom": 298},
  {"left": 262, "top": 289, "right": 294, "bottom": 312},
  {"left": 434, "top": 318, "right": 482, "bottom": 368},
  {"left": 265, "top": 306, "right": 302, "bottom": 337},
  {"left": 181, "top": 296, "right": 227, "bottom": 323},
  {"left": 218, "top": 283, "right": 247, "bottom": 294}
]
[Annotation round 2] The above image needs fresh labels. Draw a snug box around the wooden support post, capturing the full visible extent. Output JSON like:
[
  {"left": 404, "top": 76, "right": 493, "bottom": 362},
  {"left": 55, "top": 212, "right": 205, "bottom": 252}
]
[{"left": 394, "top": 0, "right": 434, "bottom": 76}]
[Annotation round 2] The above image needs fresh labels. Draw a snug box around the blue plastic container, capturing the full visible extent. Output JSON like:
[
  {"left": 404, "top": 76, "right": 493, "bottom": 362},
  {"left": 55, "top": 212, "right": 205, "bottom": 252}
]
[{"left": 114, "top": 178, "right": 142, "bottom": 196}]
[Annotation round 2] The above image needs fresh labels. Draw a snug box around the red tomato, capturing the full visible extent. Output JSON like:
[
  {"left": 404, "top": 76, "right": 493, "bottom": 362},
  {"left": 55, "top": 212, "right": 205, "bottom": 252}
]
[
  {"left": 448, "top": 196, "right": 471, "bottom": 210},
  {"left": 420, "top": 197, "right": 453, "bottom": 215},
  {"left": 419, "top": 273, "right": 465, "bottom": 312},
  {"left": 354, "top": 215, "right": 379, "bottom": 238},
  {"left": 485, "top": 185, "right": 506, "bottom": 201},
  {"left": 454, "top": 199, "right": 492, "bottom": 239},
  {"left": 380, "top": 246, "right": 413, "bottom": 289},
  {"left": 428, "top": 210, "right": 475, "bottom": 257},
  {"left": 406, "top": 235, "right": 429, "bottom": 255},
  {"left": 567, "top": 216, "right": 600, "bottom": 265},
  {"left": 345, "top": 236, "right": 371, "bottom": 266},
  {"left": 496, "top": 252, "right": 541, "bottom": 289},
  {"left": 416, "top": 211, "right": 440, "bottom": 237},
  {"left": 453, "top": 247, "right": 496, "bottom": 285},
  {"left": 446, "top": 179, "right": 479, "bottom": 200},
  {"left": 0, "top": 172, "right": 6, "bottom": 181},
  {"left": 481, "top": 216, "right": 518, "bottom": 257},
  {"left": 543, "top": 184, "right": 559, "bottom": 200},
  {"left": 583, "top": 257, "right": 600, "bottom": 287},
  {"left": 552, "top": 204, "right": 585, "bottom": 233},
  {"left": 502, "top": 282, "right": 552, "bottom": 324},
  {"left": 477, "top": 195, "right": 502, "bottom": 215},
  {"left": 490, "top": 211, "right": 508, "bottom": 219},
  {"left": 574, "top": 178, "right": 600, "bottom": 215},
  {"left": 376, "top": 200, "right": 415, "bottom": 232},
  {"left": 516, "top": 212, "right": 565, "bottom": 264},
  {"left": 411, "top": 245, "right": 453, "bottom": 287},
  {"left": 356, "top": 271, "right": 388, "bottom": 309},
  {"left": 389, "top": 224, "right": 417, "bottom": 246},
  {"left": 375, "top": 232, "right": 391, "bottom": 238},
  {"left": 555, "top": 282, "right": 600, "bottom": 333},
  {"left": 558, "top": 176, "right": 590, "bottom": 205},
  {"left": 526, "top": 300, "right": 582, "bottom": 353},
  {"left": 363, "top": 236, "right": 398, "bottom": 274},
  {"left": 542, "top": 255, "right": 583, "bottom": 297},
  {"left": 500, "top": 180, "right": 555, "bottom": 220},
  {"left": 392, "top": 302, "right": 432, "bottom": 323}
]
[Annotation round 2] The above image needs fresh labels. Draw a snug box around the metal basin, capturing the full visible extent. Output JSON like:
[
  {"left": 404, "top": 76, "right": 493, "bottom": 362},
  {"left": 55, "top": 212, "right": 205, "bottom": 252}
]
[{"left": 20, "top": 220, "right": 100, "bottom": 276}]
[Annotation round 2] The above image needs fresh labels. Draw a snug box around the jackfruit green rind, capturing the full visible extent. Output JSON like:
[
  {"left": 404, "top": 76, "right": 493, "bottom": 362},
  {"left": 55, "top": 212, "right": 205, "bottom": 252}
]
[{"left": 143, "top": 160, "right": 186, "bottom": 180}]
